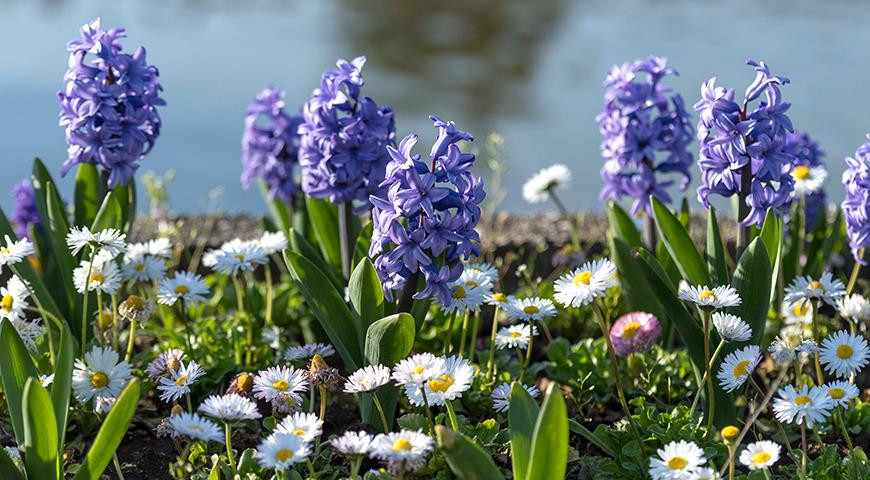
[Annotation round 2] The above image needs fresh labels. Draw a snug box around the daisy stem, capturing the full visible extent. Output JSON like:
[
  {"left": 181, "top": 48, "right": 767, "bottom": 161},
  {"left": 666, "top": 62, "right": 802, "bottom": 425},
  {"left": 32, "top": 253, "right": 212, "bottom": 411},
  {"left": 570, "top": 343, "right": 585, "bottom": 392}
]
[
  {"left": 112, "top": 452, "right": 125, "bottom": 480},
  {"left": 727, "top": 444, "right": 735, "bottom": 480},
  {"left": 445, "top": 400, "right": 460, "bottom": 431},
  {"left": 264, "top": 262, "right": 274, "bottom": 327},
  {"left": 420, "top": 386, "right": 435, "bottom": 436},
  {"left": 314, "top": 384, "right": 327, "bottom": 460},
  {"left": 177, "top": 301, "right": 193, "bottom": 355},
  {"left": 810, "top": 299, "right": 825, "bottom": 383},
  {"left": 397, "top": 462, "right": 406, "bottom": 480},
  {"left": 485, "top": 306, "right": 501, "bottom": 384},
  {"left": 232, "top": 275, "right": 253, "bottom": 366},
  {"left": 309, "top": 387, "right": 315, "bottom": 413},
  {"left": 81, "top": 244, "right": 96, "bottom": 359},
  {"left": 124, "top": 320, "right": 138, "bottom": 363},
  {"left": 467, "top": 312, "right": 480, "bottom": 361},
  {"left": 458, "top": 311, "right": 470, "bottom": 357},
  {"left": 800, "top": 422, "right": 808, "bottom": 477},
  {"left": 749, "top": 378, "right": 805, "bottom": 475},
  {"left": 224, "top": 422, "right": 236, "bottom": 474},
  {"left": 520, "top": 324, "right": 535, "bottom": 381},
  {"left": 306, "top": 459, "right": 316, "bottom": 478},
  {"left": 185, "top": 393, "right": 193, "bottom": 413},
  {"left": 846, "top": 248, "right": 863, "bottom": 295},
  {"left": 702, "top": 310, "right": 716, "bottom": 437},
  {"left": 96, "top": 293, "right": 104, "bottom": 346},
  {"left": 349, "top": 456, "right": 363, "bottom": 479},
  {"left": 111, "top": 294, "right": 119, "bottom": 351},
  {"left": 371, "top": 391, "right": 390, "bottom": 433},
  {"left": 547, "top": 189, "right": 580, "bottom": 252},
  {"left": 276, "top": 468, "right": 288, "bottom": 480},
  {"left": 443, "top": 310, "right": 457, "bottom": 355},
  {"left": 689, "top": 339, "right": 725, "bottom": 417},
  {"left": 835, "top": 408, "right": 860, "bottom": 480}
]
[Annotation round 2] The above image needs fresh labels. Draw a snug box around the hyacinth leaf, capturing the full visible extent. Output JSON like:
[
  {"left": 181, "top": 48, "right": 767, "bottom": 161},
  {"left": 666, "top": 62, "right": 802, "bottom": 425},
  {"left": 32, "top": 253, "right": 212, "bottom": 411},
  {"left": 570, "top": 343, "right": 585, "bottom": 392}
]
[
  {"left": 72, "top": 379, "right": 140, "bottom": 480},
  {"left": 287, "top": 228, "right": 343, "bottom": 292},
  {"left": 362, "top": 313, "right": 415, "bottom": 428},
  {"left": 678, "top": 197, "right": 691, "bottom": 230},
  {"left": 353, "top": 221, "right": 373, "bottom": 266},
  {"left": 606, "top": 201, "right": 643, "bottom": 249},
  {"left": 113, "top": 181, "right": 137, "bottom": 235},
  {"left": 349, "top": 257, "right": 385, "bottom": 333},
  {"left": 706, "top": 208, "right": 729, "bottom": 286},
  {"left": 284, "top": 250, "right": 363, "bottom": 370},
  {"left": 0, "top": 448, "right": 25, "bottom": 480},
  {"left": 74, "top": 163, "right": 101, "bottom": 228},
  {"left": 0, "top": 321, "right": 39, "bottom": 446},
  {"left": 526, "top": 383, "right": 568, "bottom": 480},
  {"left": 51, "top": 324, "right": 75, "bottom": 452},
  {"left": 259, "top": 179, "right": 291, "bottom": 233},
  {"left": 91, "top": 190, "right": 123, "bottom": 232},
  {"left": 758, "top": 208, "right": 783, "bottom": 305},
  {"left": 436, "top": 425, "right": 505, "bottom": 480},
  {"left": 23, "top": 378, "right": 60, "bottom": 480},
  {"left": 508, "top": 382, "right": 540, "bottom": 480},
  {"left": 305, "top": 197, "right": 342, "bottom": 272},
  {"left": 610, "top": 237, "right": 667, "bottom": 330},
  {"left": 805, "top": 208, "right": 844, "bottom": 279},
  {"left": 651, "top": 196, "right": 709, "bottom": 286},
  {"left": 731, "top": 237, "right": 771, "bottom": 348}
]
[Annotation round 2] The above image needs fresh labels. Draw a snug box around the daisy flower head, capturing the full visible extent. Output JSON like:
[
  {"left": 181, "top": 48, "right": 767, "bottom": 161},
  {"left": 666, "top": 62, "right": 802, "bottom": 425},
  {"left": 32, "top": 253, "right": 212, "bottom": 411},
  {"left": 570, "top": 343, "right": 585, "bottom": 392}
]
[
  {"left": 39, "top": 374, "right": 55, "bottom": 387},
  {"left": 837, "top": 294, "right": 870, "bottom": 323},
  {"left": 405, "top": 355, "right": 476, "bottom": 406},
  {"left": 1, "top": 275, "right": 30, "bottom": 321},
  {"left": 648, "top": 440, "right": 706, "bottom": 480},
  {"left": 780, "top": 299, "right": 813, "bottom": 327},
  {"left": 257, "top": 432, "right": 311, "bottom": 471},
  {"left": 495, "top": 323, "right": 537, "bottom": 350},
  {"left": 198, "top": 393, "right": 261, "bottom": 422},
  {"left": 204, "top": 238, "right": 268, "bottom": 275},
  {"left": 370, "top": 429, "right": 434, "bottom": 473},
  {"left": 717, "top": 345, "right": 761, "bottom": 393},
  {"left": 485, "top": 291, "right": 514, "bottom": 308},
  {"left": 819, "top": 330, "right": 869, "bottom": 378},
  {"left": 712, "top": 312, "right": 752, "bottom": 342},
  {"left": 283, "top": 342, "right": 336, "bottom": 362},
  {"left": 72, "top": 346, "right": 132, "bottom": 403},
  {"left": 0, "top": 235, "right": 34, "bottom": 269},
  {"left": 157, "top": 271, "right": 210, "bottom": 307},
  {"left": 784, "top": 272, "right": 846, "bottom": 308},
  {"left": 66, "top": 226, "right": 127, "bottom": 257},
  {"left": 791, "top": 165, "right": 827, "bottom": 196},
  {"left": 463, "top": 262, "right": 499, "bottom": 284},
  {"left": 504, "top": 297, "right": 556, "bottom": 322},
  {"left": 94, "top": 396, "right": 116, "bottom": 414},
  {"left": 554, "top": 258, "right": 617, "bottom": 307},
  {"left": 344, "top": 364, "right": 391, "bottom": 393},
  {"left": 118, "top": 294, "right": 154, "bottom": 323},
  {"left": 157, "top": 360, "right": 206, "bottom": 403},
  {"left": 258, "top": 231, "right": 288, "bottom": 255},
  {"left": 392, "top": 353, "right": 446, "bottom": 387},
  {"left": 125, "top": 238, "right": 173, "bottom": 262},
  {"left": 146, "top": 349, "right": 186, "bottom": 378},
  {"left": 693, "top": 468, "right": 719, "bottom": 480},
  {"left": 168, "top": 412, "right": 224, "bottom": 443},
  {"left": 331, "top": 430, "right": 373, "bottom": 456},
  {"left": 252, "top": 365, "right": 309, "bottom": 411},
  {"left": 73, "top": 257, "right": 121, "bottom": 295},
  {"left": 609, "top": 311, "right": 662, "bottom": 356},
  {"left": 772, "top": 385, "right": 832, "bottom": 428},
  {"left": 275, "top": 411, "right": 323, "bottom": 442},
  {"left": 678, "top": 284, "right": 741, "bottom": 311},
  {"left": 7, "top": 317, "right": 43, "bottom": 352},
  {"left": 522, "top": 163, "right": 571, "bottom": 204},
  {"left": 739, "top": 440, "right": 780, "bottom": 471},
  {"left": 491, "top": 382, "right": 540, "bottom": 413},
  {"left": 122, "top": 255, "right": 166, "bottom": 283},
  {"left": 822, "top": 380, "right": 859, "bottom": 408},
  {"left": 443, "top": 270, "right": 491, "bottom": 313}
]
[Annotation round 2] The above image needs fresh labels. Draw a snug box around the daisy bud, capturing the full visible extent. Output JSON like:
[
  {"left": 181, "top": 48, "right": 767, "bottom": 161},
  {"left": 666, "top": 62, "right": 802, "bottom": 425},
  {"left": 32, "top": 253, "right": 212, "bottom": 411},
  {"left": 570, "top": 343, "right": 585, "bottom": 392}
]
[
  {"left": 721, "top": 425, "right": 740, "bottom": 443},
  {"left": 96, "top": 310, "right": 114, "bottom": 330},
  {"left": 171, "top": 404, "right": 184, "bottom": 416},
  {"left": 166, "top": 356, "right": 182, "bottom": 372},
  {"left": 236, "top": 373, "right": 254, "bottom": 393}
]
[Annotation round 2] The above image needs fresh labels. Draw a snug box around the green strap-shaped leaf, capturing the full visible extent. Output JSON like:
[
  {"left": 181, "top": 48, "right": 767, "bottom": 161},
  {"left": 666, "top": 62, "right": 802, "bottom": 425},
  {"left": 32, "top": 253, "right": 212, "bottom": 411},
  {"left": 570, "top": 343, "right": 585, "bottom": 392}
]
[
  {"left": 568, "top": 419, "right": 617, "bottom": 458},
  {"left": 0, "top": 447, "right": 25, "bottom": 480},
  {"left": 73, "top": 379, "right": 140, "bottom": 480},
  {"left": 353, "top": 221, "right": 374, "bottom": 267},
  {"left": 606, "top": 201, "right": 642, "bottom": 249},
  {"left": 508, "top": 382, "right": 540, "bottom": 480},
  {"left": 806, "top": 208, "right": 844, "bottom": 279},
  {"left": 90, "top": 190, "right": 122, "bottom": 232},
  {"left": 287, "top": 228, "right": 343, "bottom": 291},
  {"left": 759, "top": 209, "right": 783, "bottom": 305},
  {"left": 51, "top": 324, "right": 75, "bottom": 453},
  {"left": 305, "top": 197, "right": 342, "bottom": 271},
  {"left": 651, "top": 196, "right": 709, "bottom": 286},
  {"left": 731, "top": 238, "right": 771, "bottom": 348},
  {"left": 706, "top": 208, "right": 729, "bottom": 286},
  {"left": 23, "top": 378, "right": 60, "bottom": 480},
  {"left": 74, "top": 163, "right": 101, "bottom": 228},
  {"left": 436, "top": 426, "right": 505, "bottom": 480},
  {"left": 259, "top": 179, "right": 291, "bottom": 233},
  {"left": 610, "top": 237, "right": 668, "bottom": 332},
  {"left": 113, "top": 182, "right": 137, "bottom": 235},
  {"left": 361, "top": 313, "right": 415, "bottom": 428},
  {"left": 526, "top": 383, "right": 568, "bottom": 480},
  {"left": 0, "top": 321, "right": 39, "bottom": 446},
  {"left": 349, "top": 258, "right": 385, "bottom": 334}
]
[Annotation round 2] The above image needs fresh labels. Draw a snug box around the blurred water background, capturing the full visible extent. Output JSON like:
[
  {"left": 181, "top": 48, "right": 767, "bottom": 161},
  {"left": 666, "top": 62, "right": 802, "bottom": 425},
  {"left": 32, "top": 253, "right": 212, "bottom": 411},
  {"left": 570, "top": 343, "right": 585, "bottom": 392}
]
[{"left": 2, "top": 0, "right": 869, "bottom": 216}]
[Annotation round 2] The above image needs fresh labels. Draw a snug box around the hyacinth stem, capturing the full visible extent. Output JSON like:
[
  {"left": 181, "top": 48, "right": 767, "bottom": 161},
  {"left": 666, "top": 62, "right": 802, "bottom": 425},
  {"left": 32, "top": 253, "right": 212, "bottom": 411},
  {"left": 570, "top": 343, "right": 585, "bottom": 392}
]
[
  {"left": 846, "top": 249, "right": 864, "bottom": 295},
  {"left": 485, "top": 306, "right": 501, "bottom": 383},
  {"left": 689, "top": 339, "right": 725, "bottom": 417},
  {"left": 371, "top": 391, "right": 390, "bottom": 433},
  {"left": 338, "top": 201, "right": 354, "bottom": 280},
  {"left": 124, "top": 320, "right": 138, "bottom": 363},
  {"left": 81, "top": 244, "right": 97, "bottom": 359},
  {"left": 702, "top": 310, "right": 716, "bottom": 437},
  {"left": 643, "top": 213, "right": 657, "bottom": 252},
  {"left": 445, "top": 400, "right": 460, "bottom": 431},
  {"left": 443, "top": 311, "right": 458, "bottom": 355},
  {"left": 420, "top": 386, "right": 435, "bottom": 436},
  {"left": 397, "top": 271, "right": 421, "bottom": 313},
  {"left": 547, "top": 189, "right": 581, "bottom": 252},
  {"left": 224, "top": 422, "right": 236, "bottom": 474},
  {"left": 458, "top": 311, "right": 470, "bottom": 357}
]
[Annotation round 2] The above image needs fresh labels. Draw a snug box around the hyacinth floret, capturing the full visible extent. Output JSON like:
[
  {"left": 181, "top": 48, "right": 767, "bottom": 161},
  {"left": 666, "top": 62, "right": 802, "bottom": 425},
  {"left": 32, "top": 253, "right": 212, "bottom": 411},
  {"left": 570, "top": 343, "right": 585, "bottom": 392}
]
[
  {"left": 842, "top": 135, "right": 870, "bottom": 262},
  {"left": 10, "top": 180, "right": 41, "bottom": 240}
]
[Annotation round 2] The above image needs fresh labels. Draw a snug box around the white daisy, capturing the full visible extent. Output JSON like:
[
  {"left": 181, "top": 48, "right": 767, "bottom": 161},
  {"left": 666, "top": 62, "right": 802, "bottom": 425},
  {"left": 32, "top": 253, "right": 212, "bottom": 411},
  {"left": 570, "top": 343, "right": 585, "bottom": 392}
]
[
  {"left": 739, "top": 440, "right": 780, "bottom": 471},
  {"left": 72, "top": 346, "right": 132, "bottom": 403},
  {"left": 39, "top": 374, "right": 55, "bottom": 387},
  {"left": 257, "top": 432, "right": 311, "bottom": 471},
  {"left": 331, "top": 430, "right": 373, "bottom": 456},
  {"left": 485, "top": 291, "right": 514, "bottom": 308},
  {"left": 495, "top": 324, "right": 537, "bottom": 350},
  {"left": 204, "top": 239, "right": 268, "bottom": 275},
  {"left": 283, "top": 342, "right": 336, "bottom": 362},
  {"left": 463, "top": 262, "right": 499, "bottom": 284},
  {"left": 157, "top": 360, "right": 206, "bottom": 403},
  {"left": 693, "top": 467, "right": 719, "bottom": 480},
  {"left": 819, "top": 330, "right": 869, "bottom": 378},
  {"left": 491, "top": 382, "right": 540, "bottom": 413},
  {"left": 118, "top": 295, "right": 155, "bottom": 323},
  {"left": 260, "top": 325, "right": 282, "bottom": 351},
  {"left": 678, "top": 284, "right": 741, "bottom": 310},
  {"left": 198, "top": 393, "right": 261, "bottom": 421},
  {"left": 275, "top": 411, "right": 323, "bottom": 442},
  {"left": 716, "top": 345, "right": 761, "bottom": 393},
  {"left": 344, "top": 364, "right": 392, "bottom": 393},
  {"left": 122, "top": 255, "right": 166, "bottom": 283},
  {"left": 648, "top": 440, "right": 706, "bottom": 480},
  {"left": 252, "top": 365, "right": 309, "bottom": 412},
  {"left": 94, "top": 396, "right": 116, "bottom": 414},
  {"left": 772, "top": 385, "right": 832, "bottom": 428},
  {"left": 504, "top": 297, "right": 557, "bottom": 322},
  {"left": 522, "top": 163, "right": 571, "bottom": 204},
  {"left": 370, "top": 429, "right": 433, "bottom": 473},
  {"left": 66, "top": 226, "right": 127, "bottom": 257},
  {"left": 837, "top": 294, "right": 870, "bottom": 323},
  {"left": 821, "top": 380, "right": 859, "bottom": 408},
  {"left": 784, "top": 272, "right": 846, "bottom": 308},
  {"left": 768, "top": 327, "right": 817, "bottom": 366},
  {"left": 258, "top": 231, "right": 288, "bottom": 255},
  {"left": 443, "top": 270, "right": 491, "bottom": 314},
  {"left": 168, "top": 412, "right": 224, "bottom": 443},
  {"left": 791, "top": 165, "right": 827, "bottom": 196},
  {"left": 125, "top": 238, "right": 173, "bottom": 261},
  {"left": 157, "top": 271, "right": 210, "bottom": 307},
  {"left": 392, "top": 353, "right": 447, "bottom": 387},
  {"left": 73, "top": 257, "right": 121, "bottom": 295},
  {"left": 5, "top": 317, "right": 43, "bottom": 352},
  {"left": 0, "top": 235, "right": 34, "bottom": 269},
  {"left": 404, "top": 355, "right": 476, "bottom": 406},
  {"left": 712, "top": 312, "right": 752, "bottom": 342},
  {"left": 780, "top": 299, "right": 813, "bottom": 327},
  {"left": 554, "top": 259, "right": 618, "bottom": 307},
  {"left": 146, "top": 349, "right": 186, "bottom": 378},
  {"left": 1, "top": 275, "right": 30, "bottom": 321}
]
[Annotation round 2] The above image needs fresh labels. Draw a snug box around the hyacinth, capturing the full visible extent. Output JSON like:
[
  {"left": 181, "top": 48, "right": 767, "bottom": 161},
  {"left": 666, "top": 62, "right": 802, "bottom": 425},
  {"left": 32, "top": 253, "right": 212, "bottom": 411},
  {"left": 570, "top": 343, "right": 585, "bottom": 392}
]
[
  {"left": 695, "top": 59, "right": 796, "bottom": 226},
  {"left": 369, "top": 116, "right": 485, "bottom": 306},
  {"left": 57, "top": 18, "right": 165, "bottom": 188},
  {"left": 785, "top": 131, "right": 827, "bottom": 229},
  {"left": 10, "top": 180, "right": 41, "bottom": 240},
  {"left": 241, "top": 86, "right": 303, "bottom": 203},
  {"left": 597, "top": 56, "right": 694, "bottom": 216},
  {"left": 298, "top": 56, "right": 396, "bottom": 207},
  {"left": 842, "top": 135, "right": 870, "bottom": 262}
]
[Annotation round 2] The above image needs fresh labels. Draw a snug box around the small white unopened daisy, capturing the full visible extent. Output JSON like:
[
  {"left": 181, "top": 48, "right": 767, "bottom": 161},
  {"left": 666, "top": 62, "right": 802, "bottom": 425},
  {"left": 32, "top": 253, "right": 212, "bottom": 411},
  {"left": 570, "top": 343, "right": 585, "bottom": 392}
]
[
  {"left": 73, "top": 258, "right": 121, "bottom": 294},
  {"left": 258, "top": 231, "right": 288, "bottom": 255},
  {"left": 739, "top": 440, "right": 780, "bottom": 471},
  {"left": 784, "top": 272, "right": 846, "bottom": 308},
  {"left": 198, "top": 393, "right": 261, "bottom": 421},
  {"left": 522, "top": 163, "right": 571, "bottom": 204},
  {"left": 257, "top": 432, "right": 311, "bottom": 471},
  {"left": 491, "top": 382, "right": 540, "bottom": 412},
  {"left": 345, "top": 364, "right": 391, "bottom": 393},
  {"left": 370, "top": 429, "right": 433, "bottom": 473},
  {"left": 392, "top": 353, "right": 446, "bottom": 387},
  {"left": 554, "top": 258, "right": 618, "bottom": 307},
  {"left": 463, "top": 262, "right": 499, "bottom": 284},
  {"left": 504, "top": 297, "right": 556, "bottom": 322},
  {"left": 283, "top": 342, "right": 335, "bottom": 362},
  {"left": 495, "top": 324, "right": 537, "bottom": 350},
  {"left": 0, "top": 235, "right": 34, "bottom": 268},
  {"left": 712, "top": 312, "right": 752, "bottom": 342},
  {"left": 837, "top": 294, "right": 870, "bottom": 323},
  {"left": 772, "top": 385, "right": 832, "bottom": 428},
  {"left": 331, "top": 430, "right": 373, "bottom": 456},
  {"left": 72, "top": 346, "right": 132, "bottom": 403},
  {"left": 146, "top": 349, "right": 186, "bottom": 378},
  {"left": 253, "top": 366, "right": 308, "bottom": 413},
  {"left": 791, "top": 165, "right": 827, "bottom": 196},
  {"left": 168, "top": 412, "right": 224, "bottom": 443},
  {"left": 39, "top": 374, "right": 55, "bottom": 387},
  {"left": 157, "top": 360, "right": 206, "bottom": 403},
  {"left": 122, "top": 255, "right": 166, "bottom": 283},
  {"left": 204, "top": 239, "right": 268, "bottom": 275},
  {"left": 276, "top": 411, "right": 323, "bottom": 442},
  {"left": 405, "top": 355, "right": 476, "bottom": 406},
  {"left": 157, "top": 271, "right": 210, "bottom": 307},
  {"left": 1, "top": 275, "right": 30, "bottom": 321},
  {"left": 822, "top": 380, "right": 859, "bottom": 407},
  {"left": 66, "top": 226, "right": 127, "bottom": 257},
  {"left": 780, "top": 299, "right": 813, "bottom": 327},
  {"left": 648, "top": 440, "right": 706, "bottom": 480},
  {"left": 678, "top": 284, "right": 741, "bottom": 310},
  {"left": 94, "top": 396, "right": 116, "bottom": 414},
  {"left": 717, "top": 345, "right": 761, "bottom": 393},
  {"left": 819, "top": 330, "right": 869, "bottom": 378}
]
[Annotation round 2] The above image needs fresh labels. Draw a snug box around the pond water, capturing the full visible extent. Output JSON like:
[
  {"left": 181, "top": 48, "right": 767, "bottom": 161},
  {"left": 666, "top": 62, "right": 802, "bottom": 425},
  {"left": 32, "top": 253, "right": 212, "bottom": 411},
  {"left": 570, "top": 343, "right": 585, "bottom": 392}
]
[{"left": 2, "top": 0, "right": 869, "bottom": 217}]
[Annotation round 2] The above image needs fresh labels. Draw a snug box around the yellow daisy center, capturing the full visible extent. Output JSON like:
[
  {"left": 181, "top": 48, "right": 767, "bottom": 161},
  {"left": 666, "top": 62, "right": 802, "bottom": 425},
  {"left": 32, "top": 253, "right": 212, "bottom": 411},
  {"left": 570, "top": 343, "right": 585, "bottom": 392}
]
[
  {"left": 622, "top": 321, "right": 641, "bottom": 338},
  {"left": 792, "top": 303, "right": 809, "bottom": 316},
  {"left": 732, "top": 360, "right": 751, "bottom": 378},
  {"left": 667, "top": 456, "right": 688, "bottom": 470},
  {"left": 808, "top": 280, "right": 823, "bottom": 290},
  {"left": 493, "top": 292, "right": 507, "bottom": 302},
  {"left": 0, "top": 247, "right": 9, "bottom": 255},
  {"left": 699, "top": 290, "right": 717, "bottom": 301},
  {"left": 793, "top": 165, "right": 811, "bottom": 180},
  {"left": 89, "top": 273, "right": 105, "bottom": 284},
  {"left": 573, "top": 271, "right": 593, "bottom": 286},
  {"left": 275, "top": 449, "right": 294, "bottom": 462},
  {"left": 293, "top": 429, "right": 305, "bottom": 436},
  {"left": 509, "top": 331, "right": 523, "bottom": 338},
  {"left": 828, "top": 388, "right": 845, "bottom": 399},
  {"left": 721, "top": 425, "right": 739, "bottom": 441},
  {"left": 794, "top": 395, "right": 812, "bottom": 406},
  {"left": 175, "top": 375, "right": 188, "bottom": 385},
  {"left": 1, "top": 294, "right": 14, "bottom": 312},
  {"left": 451, "top": 286, "right": 466, "bottom": 299},
  {"left": 413, "top": 366, "right": 426, "bottom": 375},
  {"left": 175, "top": 285, "right": 189, "bottom": 295},
  {"left": 836, "top": 344, "right": 853, "bottom": 359},
  {"left": 428, "top": 374, "right": 455, "bottom": 393},
  {"left": 135, "top": 262, "right": 145, "bottom": 271},
  {"left": 126, "top": 295, "right": 145, "bottom": 310},
  {"left": 91, "top": 371, "right": 109, "bottom": 388},
  {"left": 234, "top": 254, "right": 245, "bottom": 262},
  {"left": 393, "top": 438, "right": 413, "bottom": 452},
  {"left": 188, "top": 424, "right": 204, "bottom": 433},
  {"left": 752, "top": 452, "right": 772, "bottom": 464},
  {"left": 273, "top": 379, "right": 290, "bottom": 391},
  {"left": 523, "top": 305, "right": 540, "bottom": 315},
  {"left": 97, "top": 311, "right": 114, "bottom": 329},
  {"left": 465, "top": 280, "right": 479, "bottom": 288}
]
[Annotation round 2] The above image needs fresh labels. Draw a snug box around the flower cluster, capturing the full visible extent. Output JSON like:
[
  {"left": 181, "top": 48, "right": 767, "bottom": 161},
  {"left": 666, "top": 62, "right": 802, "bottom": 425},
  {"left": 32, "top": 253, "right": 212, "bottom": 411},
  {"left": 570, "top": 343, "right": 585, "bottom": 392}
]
[
  {"left": 241, "top": 87, "right": 304, "bottom": 203},
  {"left": 369, "top": 116, "right": 485, "bottom": 306},
  {"left": 9, "top": 180, "right": 41, "bottom": 240},
  {"left": 695, "top": 59, "right": 796, "bottom": 226},
  {"left": 298, "top": 56, "right": 396, "bottom": 206},
  {"left": 58, "top": 18, "right": 164, "bottom": 188},
  {"left": 841, "top": 135, "right": 870, "bottom": 261},
  {"left": 597, "top": 56, "right": 694, "bottom": 216}
]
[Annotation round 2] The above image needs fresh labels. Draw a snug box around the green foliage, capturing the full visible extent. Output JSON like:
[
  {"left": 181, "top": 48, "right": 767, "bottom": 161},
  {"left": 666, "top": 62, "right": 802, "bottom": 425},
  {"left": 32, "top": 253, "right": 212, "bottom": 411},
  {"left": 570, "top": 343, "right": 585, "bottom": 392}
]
[{"left": 436, "top": 426, "right": 505, "bottom": 480}]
